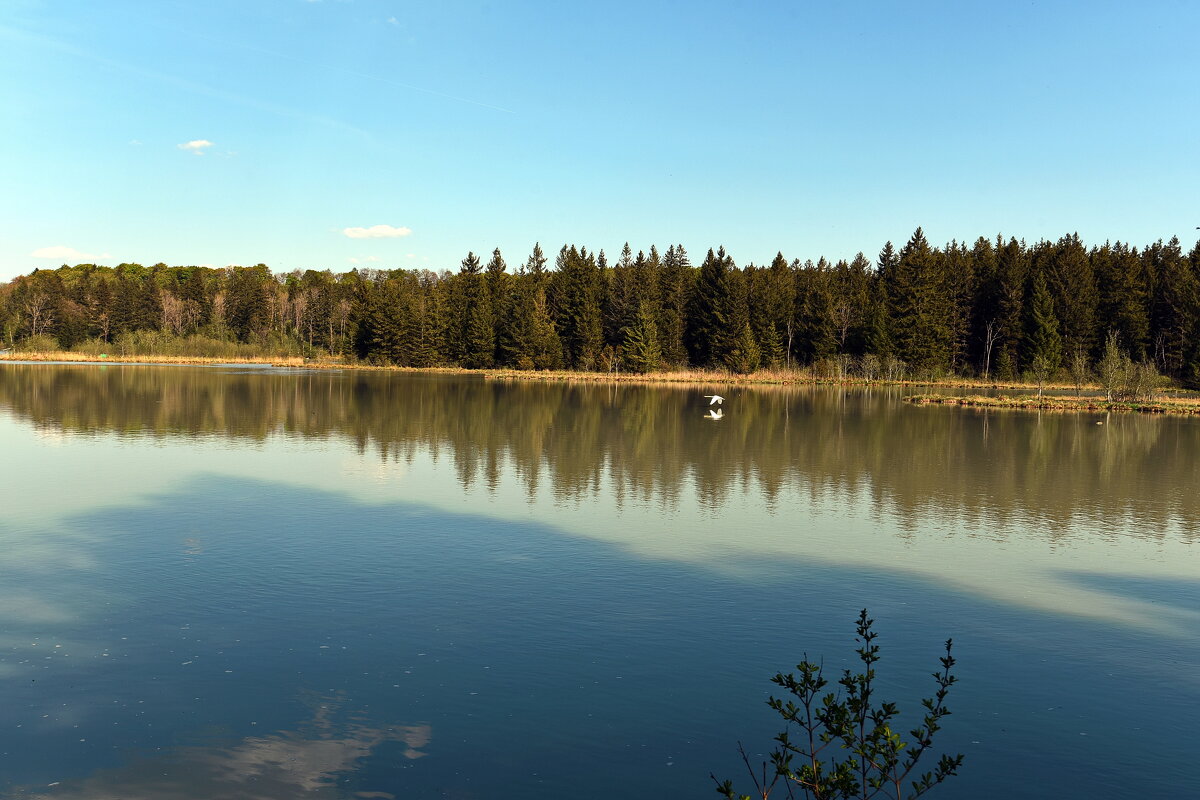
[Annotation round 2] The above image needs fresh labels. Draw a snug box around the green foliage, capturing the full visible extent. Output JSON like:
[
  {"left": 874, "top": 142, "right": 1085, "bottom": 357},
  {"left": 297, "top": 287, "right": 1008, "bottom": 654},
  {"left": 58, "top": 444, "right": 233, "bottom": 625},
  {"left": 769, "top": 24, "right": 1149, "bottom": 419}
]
[
  {"left": 1025, "top": 271, "right": 1062, "bottom": 396},
  {"left": 622, "top": 300, "right": 663, "bottom": 374},
  {"left": 713, "top": 610, "right": 962, "bottom": 800},
  {"left": 1097, "top": 330, "right": 1163, "bottom": 402},
  {"left": 16, "top": 333, "right": 60, "bottom": 352},
  {"left": 887, "top": 229, "right": 953, "bottom": 371},
  {"left": 4, "top": 230, "right": 1199, "bottom": 384}
]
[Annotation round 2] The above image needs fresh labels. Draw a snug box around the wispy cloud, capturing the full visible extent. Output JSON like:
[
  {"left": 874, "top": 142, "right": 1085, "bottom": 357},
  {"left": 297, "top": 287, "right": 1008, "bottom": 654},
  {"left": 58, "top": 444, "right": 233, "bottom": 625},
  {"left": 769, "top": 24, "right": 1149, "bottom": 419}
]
[
  {"left": 31, "top": 245, "right": 110, "bottom": 261},
  {"left": 343, "top": 224, "right": 412, "bottom": 239},
  {"left": 178, "top": 139, "right": 214, "bottom": 155},
  {"left": 0, "top": 25, "right": 369, "bottom": 136}
]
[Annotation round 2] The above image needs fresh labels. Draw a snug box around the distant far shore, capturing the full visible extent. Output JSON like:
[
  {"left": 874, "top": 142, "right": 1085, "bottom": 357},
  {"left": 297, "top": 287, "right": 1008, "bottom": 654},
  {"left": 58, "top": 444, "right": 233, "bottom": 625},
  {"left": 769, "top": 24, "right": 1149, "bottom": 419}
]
[{"left": 4, "top": 350, "right": 1200, "bottom": 414}]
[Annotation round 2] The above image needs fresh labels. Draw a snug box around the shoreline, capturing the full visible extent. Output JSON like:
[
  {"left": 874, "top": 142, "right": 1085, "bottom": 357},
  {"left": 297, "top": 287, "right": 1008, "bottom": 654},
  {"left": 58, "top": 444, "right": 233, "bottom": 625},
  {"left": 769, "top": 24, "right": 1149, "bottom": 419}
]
[
  {"left": 4, "top": 351, "right": 1200, "bottom": 413},
  {"left": 904, "top": 392, "right": 1200, "bottom": 416}
]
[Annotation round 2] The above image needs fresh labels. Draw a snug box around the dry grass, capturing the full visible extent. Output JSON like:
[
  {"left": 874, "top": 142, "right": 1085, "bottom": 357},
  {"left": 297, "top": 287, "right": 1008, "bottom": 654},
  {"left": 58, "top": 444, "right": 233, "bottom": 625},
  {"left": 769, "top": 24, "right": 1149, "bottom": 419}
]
[
  {"left": 5, "top": 352, "right": 1198, "bottom": 410},
  {"left": 905, "top": 392, "right": 1200, "bottom": 416},
  {"left": 0, "top": 350, "right": 315, "bottom": 367}
]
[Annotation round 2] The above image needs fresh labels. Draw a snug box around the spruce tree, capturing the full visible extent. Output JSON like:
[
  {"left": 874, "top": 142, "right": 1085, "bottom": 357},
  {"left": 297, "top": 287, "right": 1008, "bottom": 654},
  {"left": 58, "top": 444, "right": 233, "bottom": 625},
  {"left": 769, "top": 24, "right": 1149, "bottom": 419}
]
[
  {"left": 1047, "top": 233, "right": 1098, "bottom": 359},
  {"left": 888, "top": 228, "right": 952, "bottom": 372},
  {"left": 1025, "top": 269, "right": 1063, "bottom": 385},
  {"left": 622, "top": 300, "right": 663, "bottom": 373},
  {"left": 794, "top": 260, "right": 837, "bottom": 365},
  {"left": 551, "top": 245, "right": 603, "bottom": 369},
  {"left": 1146, "top": 237, "right": 1198, "bottom": 377},
  {"left": 657, "top": 244, "right": 691, "bottom": 366},
  {"left": 994, "top": 237, "right": 1029, "bottom": 378},
  {"left": 458, "top": 252, "right": 495, "bottom": 369},
  {"left": 686, "top": 247, "right": 735, "bottom": 367}
]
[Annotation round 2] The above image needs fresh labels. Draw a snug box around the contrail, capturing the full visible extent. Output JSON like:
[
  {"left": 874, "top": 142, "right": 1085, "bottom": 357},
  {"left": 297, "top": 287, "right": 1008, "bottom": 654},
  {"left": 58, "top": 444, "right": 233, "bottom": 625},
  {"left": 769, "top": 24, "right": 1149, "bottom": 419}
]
[
  {"left": 128, "top": 13, "right": 516, "bottom": 115},
  {"left": 0, "top": 24, "right": 371, "bottom": 135}
]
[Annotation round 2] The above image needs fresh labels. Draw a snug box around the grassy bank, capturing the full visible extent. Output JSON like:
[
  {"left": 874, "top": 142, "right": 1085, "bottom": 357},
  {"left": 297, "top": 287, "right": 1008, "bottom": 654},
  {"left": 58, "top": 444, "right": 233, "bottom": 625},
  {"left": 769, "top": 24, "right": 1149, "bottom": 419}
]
[
  {"left": 0, "top": 352, "right": 1081, "bottom": 389},
  {"left": 0, "top": 350, "right": 318, "bottom": 367},
  {"left": 905, "top": 392, "right": 1200, "bottom": 416},
  {"left": 6, "top": 351, "right": 1200, "bottom": 413}
]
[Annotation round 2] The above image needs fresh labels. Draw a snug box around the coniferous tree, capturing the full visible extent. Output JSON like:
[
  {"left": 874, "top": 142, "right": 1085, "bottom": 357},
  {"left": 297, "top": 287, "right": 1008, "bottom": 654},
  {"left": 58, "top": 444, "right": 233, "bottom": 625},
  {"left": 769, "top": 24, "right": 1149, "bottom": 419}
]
[
  {"left": 722, "top": 266, "right": 757, "bottom": 373},
  {"left": 622, "top": 300, "right": 663, "bottom": 373},
  {"left": 832, "top": 253, "right": 872, "bottom": 357},
  {"left": 940, "top": 240, "right": 975, "bottom": 373},
  {"left": 794, "top": 259, "right": 838, "bottom": 365},
  {"left": 657, "top": 244, "right": 691, "bottom": 366},
  {"left": 458, "top": 251, "right": 495, "bottom": 369},
  {"left": 1145, "top": 237, "right": 1198, "bottom": 376},
  {"left": 994, "top": 237, "right": 1029, "bottom": 379},
  {"left": 1046, "top": 233, "right": 1098, "bottom": 359},
  {"left": 889, "top": 228, "right": 952, "bottom": 372},
  {"left": 751, "top": 253, "right": 795, "bottom": 367},
  {"left": 1025, "top": 269, "right": 1063, "bottom": 380},
  {"left": 1095, "top": 242, "right": 1150, "bottom": 360},
  {"left": 604, "top": 243, "right": 637, "bottom": 351},
  {"left": 865, "top": 242, "right": 899, "bottom": 359},
  {"left": 686, "top": 247, "right": 736, "bottom": 368},
  {"left": 551, "top": 245, "right": 603, "bottom": 369}
]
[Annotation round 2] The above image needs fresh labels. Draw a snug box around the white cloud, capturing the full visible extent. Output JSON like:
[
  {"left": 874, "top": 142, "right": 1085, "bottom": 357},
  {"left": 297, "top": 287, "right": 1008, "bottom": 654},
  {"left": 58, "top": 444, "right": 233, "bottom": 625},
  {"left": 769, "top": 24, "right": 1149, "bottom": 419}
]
[
  {"left": 178, "top": 139, "right": 214, "bottom": 154},
  {"left": 387, "top": 16, "right": 399, "bottom": 25},
  {"left": 31, "top": 245, "right": 108, "bottom": 262},
  {"left": 342, "top": 224, "right": 412, "bottom": 239}
]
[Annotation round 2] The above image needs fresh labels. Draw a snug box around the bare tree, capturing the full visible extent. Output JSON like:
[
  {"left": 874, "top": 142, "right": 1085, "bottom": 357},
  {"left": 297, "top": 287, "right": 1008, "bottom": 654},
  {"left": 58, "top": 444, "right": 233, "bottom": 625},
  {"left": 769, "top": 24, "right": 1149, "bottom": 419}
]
[
  {"left": 982, "top": 319, "right": 999, "bottom": 381},
  {"left": 23, "top": 290, "right": 54, "bottom": 338},
  {"left": 160, "top": 290, "right": 186, "bottom": 335}
]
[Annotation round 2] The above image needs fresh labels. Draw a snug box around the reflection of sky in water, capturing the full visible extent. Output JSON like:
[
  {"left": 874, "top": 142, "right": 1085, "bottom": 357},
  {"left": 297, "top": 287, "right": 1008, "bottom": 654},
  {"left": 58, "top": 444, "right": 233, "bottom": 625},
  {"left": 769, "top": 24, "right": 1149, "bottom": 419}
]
[
  {"left": 16, "top": 697, "right": 429, "bottom": 799},
  {"left": 1, "top": 398, "right": 1195, "bottom": 636},
  {"left": 0, "top": 366, "right": 1198, "bottom": 798}
]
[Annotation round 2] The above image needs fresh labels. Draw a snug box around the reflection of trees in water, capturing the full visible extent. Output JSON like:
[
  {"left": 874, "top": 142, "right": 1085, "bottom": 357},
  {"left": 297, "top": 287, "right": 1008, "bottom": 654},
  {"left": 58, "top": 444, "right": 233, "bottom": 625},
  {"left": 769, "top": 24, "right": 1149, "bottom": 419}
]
[
  {"left": 12, "top": 693, "right": 429, "bottom": 798},
  {"left": 1, "top": 365, "right": 1195, "bottom": 538}
]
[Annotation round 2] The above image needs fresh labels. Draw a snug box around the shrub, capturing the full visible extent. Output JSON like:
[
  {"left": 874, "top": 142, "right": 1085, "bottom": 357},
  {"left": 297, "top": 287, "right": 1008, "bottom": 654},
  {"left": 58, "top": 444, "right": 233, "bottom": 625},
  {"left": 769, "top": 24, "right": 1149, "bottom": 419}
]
[{"left": 713, "top": 610, "right": 963, "bottom": 800}]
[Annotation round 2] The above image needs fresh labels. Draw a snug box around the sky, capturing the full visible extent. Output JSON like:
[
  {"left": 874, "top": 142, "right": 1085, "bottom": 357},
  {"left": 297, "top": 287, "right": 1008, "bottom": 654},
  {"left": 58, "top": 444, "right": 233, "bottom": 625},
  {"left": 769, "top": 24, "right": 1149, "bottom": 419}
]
[{"left": 1, "top": 0, "right": 1197, "bottom": 282}]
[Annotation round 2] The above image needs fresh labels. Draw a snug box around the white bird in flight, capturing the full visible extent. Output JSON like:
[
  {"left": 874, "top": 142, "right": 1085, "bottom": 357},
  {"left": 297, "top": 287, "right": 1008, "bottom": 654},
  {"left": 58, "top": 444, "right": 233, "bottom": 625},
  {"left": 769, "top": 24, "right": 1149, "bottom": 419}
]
[
  {"left": 704, "top": 395, "right": 724, "bottom": 405},
  {"left": 705, "top": 408, "right": 724, "bottom": 421}
]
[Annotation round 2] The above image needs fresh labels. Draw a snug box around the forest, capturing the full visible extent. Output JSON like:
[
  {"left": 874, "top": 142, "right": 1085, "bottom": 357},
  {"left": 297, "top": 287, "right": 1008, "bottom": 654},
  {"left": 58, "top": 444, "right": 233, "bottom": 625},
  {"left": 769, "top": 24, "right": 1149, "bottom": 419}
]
[{"left": 3, "top": 229, "right": 1199, "bottom": 386}]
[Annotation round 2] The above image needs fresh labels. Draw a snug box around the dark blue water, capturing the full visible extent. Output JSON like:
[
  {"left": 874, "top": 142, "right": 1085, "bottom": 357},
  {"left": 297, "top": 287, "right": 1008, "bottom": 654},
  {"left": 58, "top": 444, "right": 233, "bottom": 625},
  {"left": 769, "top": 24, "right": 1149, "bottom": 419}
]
[{"left": 0, "top": 364, "right": 1196, "bottom": 799}]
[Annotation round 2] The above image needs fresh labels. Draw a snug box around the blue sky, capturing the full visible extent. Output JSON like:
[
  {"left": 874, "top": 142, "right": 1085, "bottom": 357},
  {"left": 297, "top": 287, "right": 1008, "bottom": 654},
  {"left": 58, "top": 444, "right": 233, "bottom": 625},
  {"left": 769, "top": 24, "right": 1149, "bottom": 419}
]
[{"left": 1, "top": 0, "right": 1197, "bottom": 281}]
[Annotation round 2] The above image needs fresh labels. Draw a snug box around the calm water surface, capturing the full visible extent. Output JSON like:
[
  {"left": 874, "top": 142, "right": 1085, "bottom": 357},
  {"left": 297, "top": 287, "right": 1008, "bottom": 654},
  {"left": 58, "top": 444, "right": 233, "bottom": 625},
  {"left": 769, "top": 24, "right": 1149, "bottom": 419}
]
[{"left": 0, "top": 363, "right": 1196, "bottom": 799}]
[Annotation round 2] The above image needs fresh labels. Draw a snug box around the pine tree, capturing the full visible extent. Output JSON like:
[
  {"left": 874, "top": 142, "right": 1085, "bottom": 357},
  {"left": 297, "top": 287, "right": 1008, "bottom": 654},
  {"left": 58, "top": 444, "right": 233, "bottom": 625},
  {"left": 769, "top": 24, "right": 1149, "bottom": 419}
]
[
  {"left": 888, "top": 228, "right": 952, "bottom": 372},
  {"left": 1094, "top": 242, "right": 1150, "bottom": 360},
  {"left": 622, "top": 300, "right": 663, "bottom": 373},
  {"left": 940, "top": 240, "right": 975, "bottom": 372},
  {"left": 551, "top": 245, "right": 603, "bottom": 369},
  {"left": 1046, "top": 233, "right": 1098, "bottom": 359},
  {"left": 724, "top": 321, "right": 761, "bottom": 374},
  {"left": 458, "top": 252, "right": 495, "bottom": 369},
  {"left": 751, "top": 253, "right": 795, "bottom": 367},
  {"left": 686, "top": 247, "right": 735, "bottom": 367},
  {"left": 865, "top": 242, "right": 898, "bottom": 359},
  {"left": 657, "top": 244, "right": 691, "bottom": 366},
  {"left": 994, "top": 237, "right": 1029, "bottom": 378},
  {"left": 1146, "top": 237, "right": 1198, "bottom": 377},
  {"left": 794, "top": 260, "right": 837, "bottom": 365},
  {"left": 1025, "top": 269, "right": 1063, "bottom": 388},
  {"left": 833, "top": 253, "right": 871, "bottom": 357}
]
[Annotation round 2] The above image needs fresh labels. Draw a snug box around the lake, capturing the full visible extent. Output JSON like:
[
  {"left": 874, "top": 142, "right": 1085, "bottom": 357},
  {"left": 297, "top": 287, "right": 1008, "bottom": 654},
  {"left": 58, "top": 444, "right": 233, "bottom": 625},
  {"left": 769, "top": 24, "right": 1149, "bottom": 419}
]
[{"left": 0, "top": 363, "right": 1196, "bottom": 799}]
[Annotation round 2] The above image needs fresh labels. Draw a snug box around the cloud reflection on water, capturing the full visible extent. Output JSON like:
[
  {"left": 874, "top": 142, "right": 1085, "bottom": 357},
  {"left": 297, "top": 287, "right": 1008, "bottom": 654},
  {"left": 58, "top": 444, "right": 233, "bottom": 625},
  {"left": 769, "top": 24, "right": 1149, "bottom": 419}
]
[
  {"left": 12, "top": 698, "right": 429, "bottom": 800},
  {"left": 0, "top": 363, "right": 1197, "bottom": 639}
]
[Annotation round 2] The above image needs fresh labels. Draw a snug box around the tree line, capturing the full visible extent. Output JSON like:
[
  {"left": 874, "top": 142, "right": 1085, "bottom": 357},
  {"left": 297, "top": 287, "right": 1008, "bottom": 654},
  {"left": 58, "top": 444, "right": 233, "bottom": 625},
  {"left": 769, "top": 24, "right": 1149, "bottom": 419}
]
[{"left": 3, "top": 229, "right": 1199, "bottom": 385}]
